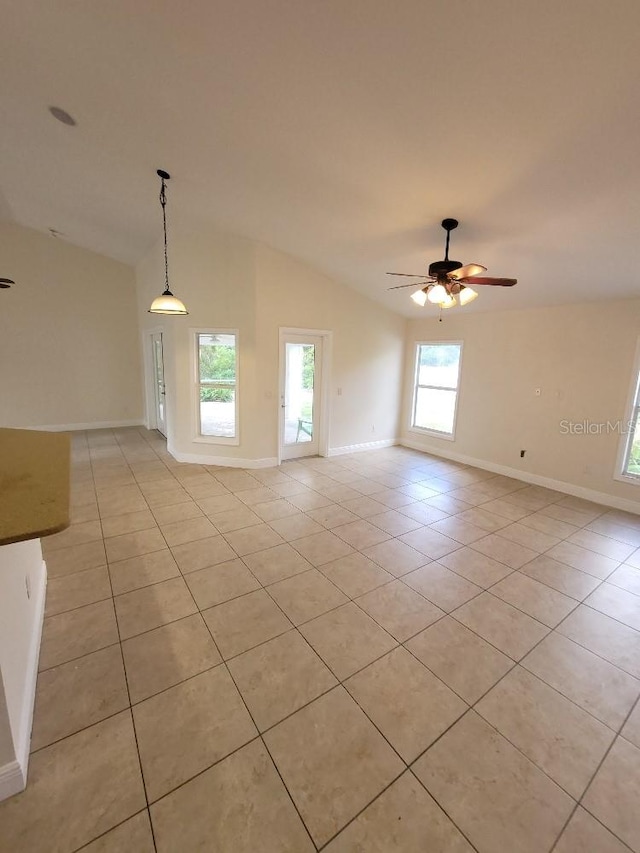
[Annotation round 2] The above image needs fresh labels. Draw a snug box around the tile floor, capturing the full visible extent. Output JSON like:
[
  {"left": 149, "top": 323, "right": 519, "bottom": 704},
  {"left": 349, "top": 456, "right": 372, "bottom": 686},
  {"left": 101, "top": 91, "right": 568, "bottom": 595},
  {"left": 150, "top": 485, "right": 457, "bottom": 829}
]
[{"left": 2, "top": 427, "right": 640, "bottom": 852}]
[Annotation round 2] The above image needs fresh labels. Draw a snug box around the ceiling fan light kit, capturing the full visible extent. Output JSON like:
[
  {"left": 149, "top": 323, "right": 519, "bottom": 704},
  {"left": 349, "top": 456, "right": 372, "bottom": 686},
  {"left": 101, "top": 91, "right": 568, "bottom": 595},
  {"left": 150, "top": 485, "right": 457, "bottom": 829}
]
[{"left": 387, "top": 218, "right": 517, "bottom": 314}]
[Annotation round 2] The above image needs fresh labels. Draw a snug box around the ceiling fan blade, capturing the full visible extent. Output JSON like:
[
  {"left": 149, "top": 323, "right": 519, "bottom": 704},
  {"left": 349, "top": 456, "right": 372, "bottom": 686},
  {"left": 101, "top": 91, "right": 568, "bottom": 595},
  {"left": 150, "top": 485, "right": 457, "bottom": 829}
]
[
  {"left": 387, "top": 282, "right": 430, "bottom": 291},
  {"left": 448, "top": 264, "right": 487, "bottom": 280},
  {"left": 386, "top": 272, "right": 433, "bottom": 278},
  {"left": 459, "top": 276, "right": 517, "bottom": 286}
]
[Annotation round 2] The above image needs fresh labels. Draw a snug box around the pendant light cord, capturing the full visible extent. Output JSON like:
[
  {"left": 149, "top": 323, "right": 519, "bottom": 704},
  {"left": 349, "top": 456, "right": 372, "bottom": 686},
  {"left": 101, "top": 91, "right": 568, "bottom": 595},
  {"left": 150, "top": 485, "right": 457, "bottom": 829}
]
[{"left": 160, "top": 177, "right": 170, "bottom": 294}]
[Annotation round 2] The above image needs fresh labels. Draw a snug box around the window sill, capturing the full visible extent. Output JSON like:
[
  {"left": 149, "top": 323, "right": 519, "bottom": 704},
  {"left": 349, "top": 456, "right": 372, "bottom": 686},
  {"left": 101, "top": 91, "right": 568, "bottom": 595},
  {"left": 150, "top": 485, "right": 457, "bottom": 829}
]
[
  {"left": 192, "top": 435, "right": 240, "bottom": 447},
  {"left": 408, "top": 426, "right": 456, "bottom": 442},
  {"left": 613, "top": 471, "right": 640, "bottom": 487}
]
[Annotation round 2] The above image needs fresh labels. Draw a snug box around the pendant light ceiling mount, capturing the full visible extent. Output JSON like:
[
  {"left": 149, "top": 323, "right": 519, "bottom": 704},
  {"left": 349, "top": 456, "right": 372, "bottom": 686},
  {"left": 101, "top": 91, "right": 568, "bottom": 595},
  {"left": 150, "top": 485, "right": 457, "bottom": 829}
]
[{"left": 148, "top": 168, "right": 189, "bottom": 315}]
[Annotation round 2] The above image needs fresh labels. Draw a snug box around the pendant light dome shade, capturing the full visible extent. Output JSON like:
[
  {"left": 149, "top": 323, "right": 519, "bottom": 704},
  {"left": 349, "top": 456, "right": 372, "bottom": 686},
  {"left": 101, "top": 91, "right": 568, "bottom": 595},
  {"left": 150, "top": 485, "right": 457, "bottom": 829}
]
[
  {"left": 149, "top": 289, "right": 188, "bottom": 314},
  {"left": 148, "top": 169, "right": 189, "bottom": 315}
]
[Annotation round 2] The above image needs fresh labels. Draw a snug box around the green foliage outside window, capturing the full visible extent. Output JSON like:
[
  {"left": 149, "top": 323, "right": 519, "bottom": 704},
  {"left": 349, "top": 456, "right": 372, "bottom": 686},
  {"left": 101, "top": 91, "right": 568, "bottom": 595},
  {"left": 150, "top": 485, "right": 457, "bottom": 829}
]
[
  {"left": 199, "top": 335, "right": 236, "bottom": 403},
  {"left": 302, "top": 345, "right": 315, "bottom": 390}
]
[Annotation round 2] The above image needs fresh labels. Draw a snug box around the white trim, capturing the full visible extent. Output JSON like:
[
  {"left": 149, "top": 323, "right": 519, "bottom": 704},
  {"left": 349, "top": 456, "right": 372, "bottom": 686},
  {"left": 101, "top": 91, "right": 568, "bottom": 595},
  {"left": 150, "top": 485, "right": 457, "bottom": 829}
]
[
  {"left": 24, "top": 419, "right": 144, "bottom": 432},
  {"left": 143, "top": 325, "right": 164, "bottom": 432},
  {"left": 278, "top": 328, "right": 332, "bottom": 464},
  {"left": 401, "top": 438, "right": 640, "bottom": 515},
  {"left": 191, "top": 328, "right": 240, "bottom": 446},
  {"left": 0, "top": 760, "right": 25, "bottom": 802},
  {"left": 167, "top": 443, "right": 278, "bottom": 469},
  {"left": 408, "top": 425, "right": 456, "bottom": 443},
  {"left": 410, "top": 340, "right": 464, "bottom": 439},
  {"left": 328, "top": 438, "right": 398, "bottom": 457},
  {"left": 614, "top": 335, "right": 640, "bottom": 486},
  {"left": 0, "top": 558, "right": 47, "bottom": 802}
]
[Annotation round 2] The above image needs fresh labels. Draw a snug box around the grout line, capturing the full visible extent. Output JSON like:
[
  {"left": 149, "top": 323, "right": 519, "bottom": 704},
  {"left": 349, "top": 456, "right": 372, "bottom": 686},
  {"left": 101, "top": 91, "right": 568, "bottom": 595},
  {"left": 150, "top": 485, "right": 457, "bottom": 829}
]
[
  {"left": 35, "top": 429, "right": 640, "bottom": 852},
  {"left": 92, "top": 442, "right": 160, "bottom": 853}
]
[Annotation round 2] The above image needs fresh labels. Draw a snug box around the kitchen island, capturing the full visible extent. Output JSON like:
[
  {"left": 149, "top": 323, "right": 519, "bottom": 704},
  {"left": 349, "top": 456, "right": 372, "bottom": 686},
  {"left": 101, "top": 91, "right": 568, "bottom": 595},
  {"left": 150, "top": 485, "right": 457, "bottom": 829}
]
[{"left": 0, "top": 428, "right": 70, "bottom": 800}]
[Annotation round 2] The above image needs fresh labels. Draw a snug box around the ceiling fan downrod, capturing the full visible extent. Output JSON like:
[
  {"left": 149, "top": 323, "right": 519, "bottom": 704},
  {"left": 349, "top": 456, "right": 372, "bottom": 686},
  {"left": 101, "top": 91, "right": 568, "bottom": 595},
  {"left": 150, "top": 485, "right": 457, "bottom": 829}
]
[{"left": 441, "top": 218, "right": 458, "bottom": 262}]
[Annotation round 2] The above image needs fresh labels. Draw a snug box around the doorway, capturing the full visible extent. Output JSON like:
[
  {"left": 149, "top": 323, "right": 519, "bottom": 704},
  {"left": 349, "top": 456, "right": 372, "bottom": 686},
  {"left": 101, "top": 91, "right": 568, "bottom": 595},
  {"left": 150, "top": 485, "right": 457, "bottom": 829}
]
[
  {"left": 150, "top": 331, "right": 167, "bottom": 437},
  {"left": 279, "top": 330, "right": 330, "bottom": 461}
]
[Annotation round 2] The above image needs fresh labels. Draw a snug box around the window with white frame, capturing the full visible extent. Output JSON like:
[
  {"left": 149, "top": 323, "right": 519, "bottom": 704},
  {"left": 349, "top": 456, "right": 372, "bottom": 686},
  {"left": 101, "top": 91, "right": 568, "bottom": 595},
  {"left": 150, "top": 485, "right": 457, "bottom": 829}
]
[
  {"left": 620, "top": 353, "right": 640, "bottom": 480},
  {"left": 196, "top": 332, "right": 238, "bottom": 440},
  {"left": 411, "top": 342, "right": 463, "bottom": 437}
]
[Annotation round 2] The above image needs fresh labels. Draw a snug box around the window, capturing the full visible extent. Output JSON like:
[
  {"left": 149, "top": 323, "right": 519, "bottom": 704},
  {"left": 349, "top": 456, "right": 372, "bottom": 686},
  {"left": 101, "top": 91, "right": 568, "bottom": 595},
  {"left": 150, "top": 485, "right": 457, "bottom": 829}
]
[
  {"left": 411, "top": 342, "right": 463, "bottom": 438},
  {"left": 620, "top": 349, "right": 640, "bottom": 480},
  {"left": 195, "top": 332, "right": 238, "bottom": 441}
]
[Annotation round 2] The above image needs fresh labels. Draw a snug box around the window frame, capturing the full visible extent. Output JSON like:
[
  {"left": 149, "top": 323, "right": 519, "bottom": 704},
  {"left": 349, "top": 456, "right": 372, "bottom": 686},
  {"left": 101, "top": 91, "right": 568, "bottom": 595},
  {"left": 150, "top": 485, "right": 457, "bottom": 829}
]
[
  {"left": 409, "top": 340, "right": 463, "bottom": 441},
  {"left": 615, "top": 336, "right": 640, "bottom": 485},
  {"left": 192, "top": 328, "right": 240, "bottom": 446}
]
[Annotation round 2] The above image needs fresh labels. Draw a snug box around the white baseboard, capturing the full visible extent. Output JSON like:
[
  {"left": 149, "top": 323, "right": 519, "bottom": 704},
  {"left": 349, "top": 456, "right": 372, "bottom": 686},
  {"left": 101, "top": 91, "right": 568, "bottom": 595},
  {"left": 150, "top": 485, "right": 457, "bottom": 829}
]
[
  {"left": 401, "top": 438, "right": 640, "bottom": 515},
  {"left": 328, "top": 438, "right": 399, "bottom": 457},
  {"left": 168, "top": 444, "right": 279, "bottom": 469},
  {"left": 0, "top": 558, "right": 46, "bottom": 802},
  {"left": 0, "top": 760, "right": 26, "bottom": 802},
  {"left": 24, "top": 419, "right": 144, "bottom": 432}
]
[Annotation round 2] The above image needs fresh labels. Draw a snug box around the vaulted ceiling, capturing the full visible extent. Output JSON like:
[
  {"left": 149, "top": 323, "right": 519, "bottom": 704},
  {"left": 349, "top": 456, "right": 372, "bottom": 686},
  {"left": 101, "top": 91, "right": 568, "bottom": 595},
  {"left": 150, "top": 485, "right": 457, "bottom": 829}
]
[{"left": 1, "top": 0, "right": 639, "bottom": 316}]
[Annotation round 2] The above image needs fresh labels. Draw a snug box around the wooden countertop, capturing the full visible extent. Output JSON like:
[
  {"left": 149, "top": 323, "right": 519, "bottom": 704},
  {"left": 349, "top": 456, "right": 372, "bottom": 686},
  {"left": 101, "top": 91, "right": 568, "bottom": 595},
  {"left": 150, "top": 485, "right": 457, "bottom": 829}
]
[{"left": 0, "top": 428, "right": 71, "bottom": 547}]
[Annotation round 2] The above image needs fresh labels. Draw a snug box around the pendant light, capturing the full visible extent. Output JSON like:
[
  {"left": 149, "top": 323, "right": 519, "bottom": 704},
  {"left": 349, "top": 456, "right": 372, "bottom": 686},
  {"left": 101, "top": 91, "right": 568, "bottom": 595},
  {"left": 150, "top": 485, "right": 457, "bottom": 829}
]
[{"left": 148, "top": 169, "right": 188, "bottom": 315}]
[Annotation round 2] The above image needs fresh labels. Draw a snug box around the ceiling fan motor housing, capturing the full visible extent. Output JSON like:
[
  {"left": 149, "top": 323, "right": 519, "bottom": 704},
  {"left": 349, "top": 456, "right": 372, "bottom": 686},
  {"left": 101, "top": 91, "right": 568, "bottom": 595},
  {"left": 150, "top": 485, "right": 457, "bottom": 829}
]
[{"left": 428, "top": 258, "right": 463, "bottom": 277}]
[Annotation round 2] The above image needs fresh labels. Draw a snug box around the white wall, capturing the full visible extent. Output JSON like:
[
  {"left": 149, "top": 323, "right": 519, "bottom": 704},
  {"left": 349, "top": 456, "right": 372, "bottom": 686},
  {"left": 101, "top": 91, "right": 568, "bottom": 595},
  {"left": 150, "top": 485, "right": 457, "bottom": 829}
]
[
  {"left": 135, "top": 227, "right": 406, "bottom": 462},
  {"left": 0, "top": 222, "right": 143, "bottom": 429},
  {"left": 402, "top": 298, "right": 640, "bottom": 508},
  {"left": 0, "top": 539, "right": 46, "bottom": 799}
]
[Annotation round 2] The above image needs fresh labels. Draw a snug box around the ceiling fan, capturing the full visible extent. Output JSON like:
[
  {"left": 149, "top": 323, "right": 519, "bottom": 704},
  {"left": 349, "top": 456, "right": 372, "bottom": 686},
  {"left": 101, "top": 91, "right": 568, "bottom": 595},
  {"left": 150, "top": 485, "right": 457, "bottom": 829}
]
[
  {"left": 0, "top": 278, "right": 14, "bottom": 289},
  {"left": 387, "top": 218, "right": 517, "bottom": 310}
]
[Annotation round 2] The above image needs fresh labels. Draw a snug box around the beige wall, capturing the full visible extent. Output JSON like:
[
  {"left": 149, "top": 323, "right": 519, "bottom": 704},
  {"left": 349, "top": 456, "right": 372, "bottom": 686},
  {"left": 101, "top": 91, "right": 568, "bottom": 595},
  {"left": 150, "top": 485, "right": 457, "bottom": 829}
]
[
  {"left": 402, "top": 299, "right": 640, "bottom": 507},
  {"left": 255, "top": 244, "right": 406, "bottom": 454},
  {"left": 135, "top": 228, "right": 406, "bottom": 462},
  {"left": 0, "top": 222, "right": 142, "bottom": 429}
]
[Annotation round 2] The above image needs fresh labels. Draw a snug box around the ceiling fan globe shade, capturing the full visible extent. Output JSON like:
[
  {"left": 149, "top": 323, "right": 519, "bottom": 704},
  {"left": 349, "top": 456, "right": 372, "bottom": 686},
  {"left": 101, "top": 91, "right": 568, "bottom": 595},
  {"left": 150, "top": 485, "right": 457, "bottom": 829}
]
[
  {"left": 459, "top": 286, "right": 478, "bottom": 306},
  {"left": 427, "top": 283, "right": 448, "bottom": 304},
  {"left": 410, "top": 288, "right": 428, "bottom": 306},
  {"left": 440, "top": 294, "right": 457, "bottom": 309}
]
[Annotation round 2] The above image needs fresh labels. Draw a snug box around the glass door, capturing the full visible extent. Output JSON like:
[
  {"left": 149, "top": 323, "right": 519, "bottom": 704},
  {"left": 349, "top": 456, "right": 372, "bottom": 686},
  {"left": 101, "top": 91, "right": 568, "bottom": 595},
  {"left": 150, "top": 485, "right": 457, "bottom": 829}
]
[
  {"left": 280, "top": 334, "right": 323, "bottom": 460},
  {"left": 151, "top": 331, "right": 167, "bottom": 437}
]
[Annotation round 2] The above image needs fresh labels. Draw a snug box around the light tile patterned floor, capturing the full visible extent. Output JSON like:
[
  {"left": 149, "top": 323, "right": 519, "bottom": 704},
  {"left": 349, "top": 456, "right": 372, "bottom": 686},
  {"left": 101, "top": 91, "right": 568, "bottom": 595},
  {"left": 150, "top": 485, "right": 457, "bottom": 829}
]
[{"left": 2, "top": 428, "right": 640, "bottom": 852}]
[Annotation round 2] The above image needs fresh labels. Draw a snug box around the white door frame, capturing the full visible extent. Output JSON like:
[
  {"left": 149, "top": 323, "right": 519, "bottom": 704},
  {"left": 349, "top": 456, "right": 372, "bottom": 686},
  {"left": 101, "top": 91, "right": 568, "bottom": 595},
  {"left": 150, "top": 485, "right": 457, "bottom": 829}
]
[
  {"left": 143, "top": 326, "right": 166, "bottom": 433},
  {"left": 278, "top": 327, "right": 332, "bottom": 464}
]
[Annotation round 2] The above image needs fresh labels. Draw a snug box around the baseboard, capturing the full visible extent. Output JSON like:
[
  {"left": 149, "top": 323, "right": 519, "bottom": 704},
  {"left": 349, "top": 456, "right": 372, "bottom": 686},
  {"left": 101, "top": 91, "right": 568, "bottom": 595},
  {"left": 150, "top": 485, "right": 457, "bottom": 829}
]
[
  {"left": 328, "top": 438, "right": 399, "bottom": 457},
  {"left": 168, "top": 444, "right": 279, "bottom": 469},
  {"left": 0, "top": 760, "right": 26, "bottom": 802},
  {"left": 400, "top": 438, "right": 640, "bottom": 515},
  {"left": 24, "top": 419, "right": 144, "bottom": 432},
  {"left": 0, "top": 559, "right": 47, "bottom": 802}
]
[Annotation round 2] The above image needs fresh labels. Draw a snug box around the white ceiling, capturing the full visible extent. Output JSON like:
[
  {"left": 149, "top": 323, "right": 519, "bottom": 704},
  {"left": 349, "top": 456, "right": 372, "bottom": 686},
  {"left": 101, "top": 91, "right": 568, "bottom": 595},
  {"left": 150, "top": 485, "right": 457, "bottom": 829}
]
[{"left": 1, "top": 0, "right": 639, "bottom": 317}]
